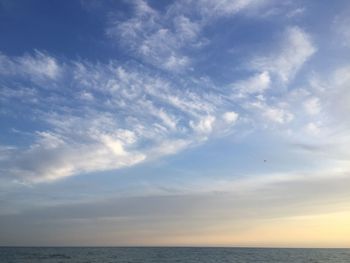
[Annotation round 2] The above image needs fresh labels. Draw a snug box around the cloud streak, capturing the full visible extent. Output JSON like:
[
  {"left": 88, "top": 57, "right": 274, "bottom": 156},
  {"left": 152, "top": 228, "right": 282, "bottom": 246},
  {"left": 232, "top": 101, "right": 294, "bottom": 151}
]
[
  {"left": 106, "top": 0, "right": 275, "bottom": 72},
  {"left": 2, "top": 166, "right": 350, "bottom": 246},
  {"left": 1, "top": 53, "right": 240, "bottom": 183},
  {"left": 251, "top": 26, "right": 316, "bottom": 84}
]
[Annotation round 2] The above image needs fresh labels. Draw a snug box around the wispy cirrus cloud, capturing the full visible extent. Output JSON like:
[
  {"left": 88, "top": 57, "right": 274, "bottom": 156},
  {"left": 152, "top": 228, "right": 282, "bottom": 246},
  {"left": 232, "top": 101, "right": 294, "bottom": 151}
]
[
  {"left": 333, "top": 9, "right": 350, "bottom": 48},
  {"left": 0, "top": 50, "right": 61, "bottom": 80},
  {"left": 0, "top": 52, "right": 239, "bottom": 183},
  {"left": 227, "top": 26, "right": 316, "bottom": 126},
  {"left": 106, "top": 0, "right": 276, "bottom": 72},
  {"left": 106, "top": 0, "right": 196, "bottom": 71},
  {"left": 251, "top": 26, "right": 316, "bottom": 84}
]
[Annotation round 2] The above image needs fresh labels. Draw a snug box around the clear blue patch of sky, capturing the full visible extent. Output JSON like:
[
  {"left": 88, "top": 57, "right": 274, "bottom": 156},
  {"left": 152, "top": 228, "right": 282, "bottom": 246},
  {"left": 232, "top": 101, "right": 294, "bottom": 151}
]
[{"left": 0, "top": 0, "right": 129, "bottom": 62}]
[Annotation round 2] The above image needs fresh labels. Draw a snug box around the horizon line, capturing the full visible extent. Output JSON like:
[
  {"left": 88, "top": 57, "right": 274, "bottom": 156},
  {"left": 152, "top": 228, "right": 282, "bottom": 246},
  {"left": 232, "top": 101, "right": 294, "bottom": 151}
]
[{"left": 1, "top": 245, "right": 350, "bottom": 249}]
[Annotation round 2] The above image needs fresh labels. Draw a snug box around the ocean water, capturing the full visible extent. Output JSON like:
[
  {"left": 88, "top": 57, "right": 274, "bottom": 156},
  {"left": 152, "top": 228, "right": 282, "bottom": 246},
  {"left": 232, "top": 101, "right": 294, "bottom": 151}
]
[{"left": 0, "top": 247, "right": 349, "bottom": 263}]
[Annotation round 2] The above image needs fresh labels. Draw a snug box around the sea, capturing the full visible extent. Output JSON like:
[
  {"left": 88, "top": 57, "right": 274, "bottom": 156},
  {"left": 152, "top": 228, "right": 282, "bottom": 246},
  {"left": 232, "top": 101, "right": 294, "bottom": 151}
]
[{"left": 0, "top": 247, "right": 349, "bottom": 263}]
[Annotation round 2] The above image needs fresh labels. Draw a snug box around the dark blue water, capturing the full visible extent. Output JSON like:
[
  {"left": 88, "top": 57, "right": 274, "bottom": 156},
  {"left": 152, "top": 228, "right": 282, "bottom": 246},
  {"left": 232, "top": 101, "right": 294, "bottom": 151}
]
[{"left": 0, "top": 247, "right": 349, "bottom": 263}]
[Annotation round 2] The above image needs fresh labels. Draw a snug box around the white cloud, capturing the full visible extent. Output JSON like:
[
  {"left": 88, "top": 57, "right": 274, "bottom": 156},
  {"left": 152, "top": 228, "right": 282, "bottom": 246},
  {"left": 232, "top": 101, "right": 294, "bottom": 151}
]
[
  {"left": 0, "top": 86, "right": 38, "bottom": 104},
  {"left": 281, "top": 65, "right": 350, "bottom": 165},
  {"left": 0, "top": 51, "right": 61, "bottom": 85},
  {"left": 303, "top": 97, "right": 321, "bottom": 115},
  {"left": 79, "top": 91, "right": 94, "bottom": 101},
  {"left": 303, "top": 66, "right": 350, "bottom": 132},
  {"left": 0, "top": 52, "right": 14, "bottom": 75},
  {"left": 150, "top": 139, "right": 191, "bottom": 156},
  {"left": 17, "top": 51, "right": 61, "bottom": 80},
  {"left": 263, "top": 106, "right": 294, "bottom": 124},
  {"left": 252, "top": 26, "right": 316, "bottom": 83},
  {"left": 223, "top": 111, "right": 239, "bottom": 124},
  {"left": 36, "top": 131, "right": 65, "bottom": 149},
  {"left": 100, "top": 135, "right": 127, "bottom": 156},
  {"left": 190, "top": 115, "right": 216, "bottom": 134},
  {"left": 243, "top": 99, "right": 293, "bottom": 125},
  {"left": 193, "top": 0, "right": 271, "bottom": 17},
  {"left": 4, "top": 128, "right": 146, "bottom": 183},
  {"left": 173, "top": 15, "right": 200, "bottom": 41},
  {"left": 232, "top": 71, "right": 271, "bottom": 97},
  {"left": 286, "top": 7, "right": 305, "bottom": 18},
  {"left": 106, "top": 0, "right": 193, "bottom": 71},
  {"left": 333, "top": 12, "right": 350, "bottom": 48},
  {"left": 137, "top": 99, "right": 178, "bottom": 131},
  {"left": 0, "top": 52, "right": 239, "bottom": 183},
  {"left": 225, "top": 26, "right": 316, "bottom": 130},
  {"left": 304, "top": 122, "right": 321, "bottom": 136},
  {"left": 107, "top": 0, "right": 275, "bottom": 72}
]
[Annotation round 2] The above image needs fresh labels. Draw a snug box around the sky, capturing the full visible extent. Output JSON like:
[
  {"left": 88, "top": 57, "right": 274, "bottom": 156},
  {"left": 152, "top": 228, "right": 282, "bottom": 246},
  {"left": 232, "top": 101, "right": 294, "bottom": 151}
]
[{"left": 1, "top": 0, "right": 350, "bottom": 247}]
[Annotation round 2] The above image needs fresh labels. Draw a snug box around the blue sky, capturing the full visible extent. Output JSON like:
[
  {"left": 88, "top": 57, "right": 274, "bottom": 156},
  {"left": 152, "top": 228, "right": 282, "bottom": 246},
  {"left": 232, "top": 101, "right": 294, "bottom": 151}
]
[{"left": 1, "top": 0, "right": 350, "bottom": 247}]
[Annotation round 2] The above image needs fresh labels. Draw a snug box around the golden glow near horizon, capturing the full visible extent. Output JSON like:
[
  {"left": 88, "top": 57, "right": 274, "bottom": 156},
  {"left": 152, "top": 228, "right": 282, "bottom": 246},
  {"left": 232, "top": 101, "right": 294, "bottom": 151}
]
[{"left": 122, "top": 211, "right": 350, "bottom": 248}]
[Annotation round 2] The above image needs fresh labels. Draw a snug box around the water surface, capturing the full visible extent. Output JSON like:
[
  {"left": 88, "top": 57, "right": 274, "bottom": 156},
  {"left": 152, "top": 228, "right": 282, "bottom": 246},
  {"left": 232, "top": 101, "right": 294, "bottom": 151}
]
[{"left": 1, "top": 247, "right": 349, "bottom": 263}]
